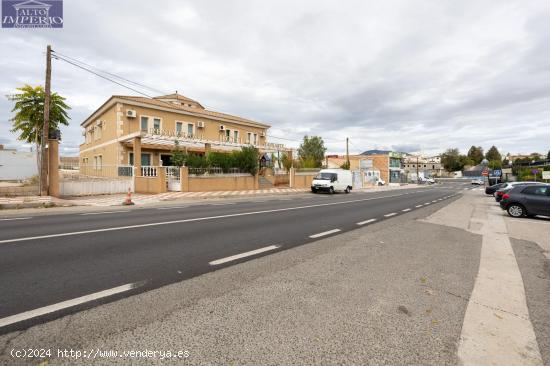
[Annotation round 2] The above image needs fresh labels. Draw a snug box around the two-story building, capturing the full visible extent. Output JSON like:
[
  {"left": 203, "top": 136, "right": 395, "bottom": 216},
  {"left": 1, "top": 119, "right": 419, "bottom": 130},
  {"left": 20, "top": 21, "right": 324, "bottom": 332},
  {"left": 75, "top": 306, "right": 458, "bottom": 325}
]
[
  {"left": 326, "top": 150, "right": 405, "bottom": 185},
  {"left": 79, "top": 93, "right": 286, "bottom": 177}
]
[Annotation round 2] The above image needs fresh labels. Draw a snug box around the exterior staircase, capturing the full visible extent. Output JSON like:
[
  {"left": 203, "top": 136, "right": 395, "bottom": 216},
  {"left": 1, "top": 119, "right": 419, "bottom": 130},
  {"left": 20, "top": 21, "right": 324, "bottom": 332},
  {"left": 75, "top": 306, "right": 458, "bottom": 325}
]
[{"left": 258, "top": 176, "right": 274, "bottom": 189}]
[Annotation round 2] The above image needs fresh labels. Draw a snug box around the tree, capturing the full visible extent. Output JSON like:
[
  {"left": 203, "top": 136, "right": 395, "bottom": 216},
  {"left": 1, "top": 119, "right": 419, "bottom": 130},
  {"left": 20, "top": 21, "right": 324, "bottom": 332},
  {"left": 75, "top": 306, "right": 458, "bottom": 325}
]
[
  {"left": 8, "top": 85, "right": 70, "bottom": 146},
  {"left": 297, "top": 136, "right": 326, "bottom": 168},
  {"left": 467, "top": 146, "right": 484, "bottom": 165},
  {"left": 7, "top": 85, "right": 70, "bottom": 173},
  {"left": 441, "top": 148, "right": 462, "bottom": 172},
  {"left": 485, "top": 146, "right": 502, "bottom": 162},
  {"left": 171, "top": 140, "right": 186, "bottom": 167}
]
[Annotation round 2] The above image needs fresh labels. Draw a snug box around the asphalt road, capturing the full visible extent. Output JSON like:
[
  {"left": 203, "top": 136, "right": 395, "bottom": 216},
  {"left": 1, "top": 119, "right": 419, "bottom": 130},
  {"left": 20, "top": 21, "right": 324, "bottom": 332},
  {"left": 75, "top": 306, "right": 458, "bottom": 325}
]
[{"left": 0, "top": 183, "right": 468, "bottom": 333}]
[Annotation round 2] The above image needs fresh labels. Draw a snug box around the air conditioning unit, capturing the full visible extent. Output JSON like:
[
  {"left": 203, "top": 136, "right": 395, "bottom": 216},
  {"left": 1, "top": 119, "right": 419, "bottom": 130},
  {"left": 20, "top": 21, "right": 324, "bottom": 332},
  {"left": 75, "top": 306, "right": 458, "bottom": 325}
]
[
  {"left": 219, "top": 125, "right": 226, "bottom": 131},
  {"left": 96, "top": 120, "right": 103, "bottom": 126},
  {"left": 197, "top": 121, "right": 205, "bottom": 128},
  {"left": 260, "top": 131, "right": 266, "bottom": 137},
  {"left": 126, "top": 110, "right": 137, "bottom": 118}
]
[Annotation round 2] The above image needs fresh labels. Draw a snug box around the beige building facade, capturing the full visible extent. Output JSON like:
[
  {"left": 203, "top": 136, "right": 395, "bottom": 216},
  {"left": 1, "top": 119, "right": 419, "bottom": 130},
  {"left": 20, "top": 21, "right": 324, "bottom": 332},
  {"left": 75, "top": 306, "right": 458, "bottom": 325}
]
[{"left": 79, "top": 93, "right": 286, "bottom": 177}]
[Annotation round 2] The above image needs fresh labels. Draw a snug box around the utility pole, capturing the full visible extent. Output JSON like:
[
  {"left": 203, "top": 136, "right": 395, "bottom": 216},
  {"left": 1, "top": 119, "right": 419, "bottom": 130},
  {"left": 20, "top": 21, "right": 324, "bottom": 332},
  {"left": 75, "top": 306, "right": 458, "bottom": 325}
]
[
  {"left": 40, "top": 45, "right": 52, "bottom": 196},
  {"left": 416, "top": 155, "right": 419, "bottom": 182},
  {"left": 346, "top": 137, "right": 350, "bottom": 167}
]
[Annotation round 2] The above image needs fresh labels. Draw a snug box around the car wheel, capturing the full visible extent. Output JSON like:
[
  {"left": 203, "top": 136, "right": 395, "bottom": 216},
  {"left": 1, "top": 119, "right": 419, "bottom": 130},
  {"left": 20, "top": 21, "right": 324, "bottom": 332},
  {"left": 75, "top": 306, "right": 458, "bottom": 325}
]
[
  {"left": 507, "top": 204, "right": 525, "bottom": 218},
  {"left": 329, "top": 187, "right": 335, "bottom": 194},
  {"left": 311, "top": 188, "right": 317, "bottom": 193},
  {"left": 344, "top": 186, "right": 350, "bottom": 193}
]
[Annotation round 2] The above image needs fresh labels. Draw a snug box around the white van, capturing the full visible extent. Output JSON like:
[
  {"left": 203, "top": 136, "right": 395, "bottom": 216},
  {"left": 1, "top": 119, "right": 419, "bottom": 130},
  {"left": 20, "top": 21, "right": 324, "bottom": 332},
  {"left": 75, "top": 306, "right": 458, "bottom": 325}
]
[{"left": 311, "top": 169, "right": 353, "bottom": 194}]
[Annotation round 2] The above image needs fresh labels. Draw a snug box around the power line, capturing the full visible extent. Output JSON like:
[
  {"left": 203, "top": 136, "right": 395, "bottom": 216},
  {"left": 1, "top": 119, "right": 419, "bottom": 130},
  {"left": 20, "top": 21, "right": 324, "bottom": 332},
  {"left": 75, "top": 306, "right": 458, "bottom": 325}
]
[
  {"left": 53, "top": 54, "right": 158, "bottom": 99},
  {"left": 52, "top": 50, "right": 168, "bottom": 95}
]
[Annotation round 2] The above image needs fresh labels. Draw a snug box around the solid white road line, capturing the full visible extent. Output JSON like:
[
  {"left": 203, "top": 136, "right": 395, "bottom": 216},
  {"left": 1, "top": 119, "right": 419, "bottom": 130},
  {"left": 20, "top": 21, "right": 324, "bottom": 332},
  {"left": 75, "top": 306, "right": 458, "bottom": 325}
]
[
  {"left": 209, "top": 202, "right": 236, "bottom": 206},
  {"left": 402, "top": 208, "right": 411, "bottom": 212},
  {"left": 357, "top": 218, "right": 377, "bottom": 226},
  {"left": 309, "top": 229, "right": 341, "bottom": 238},
  {"left": 415, "top": 205, "right": 423, "bottom": 208},
  {"left": 156, "top": 206, "right": 189, "bottom": 210},
  {"left": 209, "top": 245, "right": 280, "bottom": 265},
  {"left": 0, "top": 193, "right": 409, "bottom": 245},
  {"left": 0, "top": 282, "right": 141, "bottom": 328},
  {"left": 0, "top": 217, "right": 32, "bottom": 221},
  {"left": 384, "top": 213, "right": 397, "bottom": 217},
  {"left": 79, "top": 210, "right": 130, "bottom": 216}
]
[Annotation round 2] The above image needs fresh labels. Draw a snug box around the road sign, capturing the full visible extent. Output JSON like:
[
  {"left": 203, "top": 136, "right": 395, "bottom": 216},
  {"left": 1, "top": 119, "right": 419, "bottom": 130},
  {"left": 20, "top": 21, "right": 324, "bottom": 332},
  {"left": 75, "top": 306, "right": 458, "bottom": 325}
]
[
  {"left": 481, "top": 170, "right": 489, "bottom": 176},
  {"left": 493, "top": 169, "right": 502, "bottom": 177},
  {"left": 543, "top": 171, "right": 550, "bottom": 180},
  {"left": 532, "top": 169, "right": 539, "bottom": 175}
]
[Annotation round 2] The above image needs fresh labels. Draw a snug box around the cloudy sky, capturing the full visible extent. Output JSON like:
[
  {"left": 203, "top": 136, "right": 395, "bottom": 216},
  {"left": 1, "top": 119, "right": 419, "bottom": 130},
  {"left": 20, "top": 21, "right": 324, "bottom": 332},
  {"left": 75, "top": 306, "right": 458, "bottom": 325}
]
[{"left": 1, "top": 0, "right": 550, "bottom": 157}]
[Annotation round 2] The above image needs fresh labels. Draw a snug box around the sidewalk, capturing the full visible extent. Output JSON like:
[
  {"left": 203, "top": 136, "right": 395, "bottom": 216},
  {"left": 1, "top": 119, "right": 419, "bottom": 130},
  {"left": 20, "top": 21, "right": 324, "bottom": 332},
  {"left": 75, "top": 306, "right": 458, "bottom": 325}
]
[{"left": 0, "top": 184, "right": 423, "bottom": 209}]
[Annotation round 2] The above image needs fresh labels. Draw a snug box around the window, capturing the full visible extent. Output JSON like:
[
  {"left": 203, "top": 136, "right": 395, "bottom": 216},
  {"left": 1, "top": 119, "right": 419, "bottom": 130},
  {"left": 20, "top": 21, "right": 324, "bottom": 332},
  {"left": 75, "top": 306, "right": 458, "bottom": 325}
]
[
  {"left": 176, "top": 121, "right": 183, "bottom": 135},
  {"left": 153, "top": 118, "right": 161, "bottom": 132},
  {"left": 225, "top": 129, "right": 231, "bottom": 141},
  {"left": 95, "top": 125, "right": 102, "bottom": 140},
  {"left": 247, "top": 132, "right": 252, "bottom": 144},
  {"left": 522, "top": 186, "right": 548, "bottom": 196},
  {"left": 97, "top": 155, "right": 102, "bottom": 169},
  {"left": 233, "top": 130, "right": 239, "bottom": 143},
  {"left": 253, "top": 133, "right": 258, "bottom": 145},
  {"left": 129, "top": 153, "right": 151, "bottom": 166},
  {"left": 187, "top": 123, "right": 194, "bottom": 136},
  {"left": 140, "top": 116, "right": 149, "bottom": 132}
]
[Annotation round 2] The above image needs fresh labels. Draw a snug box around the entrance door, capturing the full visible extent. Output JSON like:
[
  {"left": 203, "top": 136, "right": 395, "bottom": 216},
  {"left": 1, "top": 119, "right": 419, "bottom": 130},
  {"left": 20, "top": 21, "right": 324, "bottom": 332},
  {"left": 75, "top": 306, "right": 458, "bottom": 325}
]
[{"left": 160, "top": 154, "right": 173, "bottom": 166}]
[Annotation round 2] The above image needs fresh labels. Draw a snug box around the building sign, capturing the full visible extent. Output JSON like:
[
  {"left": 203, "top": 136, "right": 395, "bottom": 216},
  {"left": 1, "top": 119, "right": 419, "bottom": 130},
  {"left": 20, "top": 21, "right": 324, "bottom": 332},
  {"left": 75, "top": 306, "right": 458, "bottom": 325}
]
[
  {"left": 543, "top": 171, "right": 550, "bottom": 180},
  {"left": 2, "top": 0, "right": 63, "bottom": 28},
  {"left": 388, "top": 151, "right": 403, "bottom": 159}
]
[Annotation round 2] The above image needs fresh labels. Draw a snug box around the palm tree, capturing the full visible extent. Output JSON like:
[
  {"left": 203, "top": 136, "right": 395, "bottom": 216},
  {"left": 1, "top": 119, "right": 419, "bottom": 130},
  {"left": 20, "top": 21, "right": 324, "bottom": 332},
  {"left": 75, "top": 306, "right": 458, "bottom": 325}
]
[{"left": 7, "top": 84, "right": 70, "bottom": 174}]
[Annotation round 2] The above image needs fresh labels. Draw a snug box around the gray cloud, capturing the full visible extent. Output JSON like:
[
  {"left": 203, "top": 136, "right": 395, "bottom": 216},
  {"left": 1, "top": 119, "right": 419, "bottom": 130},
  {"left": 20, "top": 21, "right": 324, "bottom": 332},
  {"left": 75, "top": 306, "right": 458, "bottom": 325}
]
[{"left": 1, "top": 0, "right": 549, "bottom": 157}]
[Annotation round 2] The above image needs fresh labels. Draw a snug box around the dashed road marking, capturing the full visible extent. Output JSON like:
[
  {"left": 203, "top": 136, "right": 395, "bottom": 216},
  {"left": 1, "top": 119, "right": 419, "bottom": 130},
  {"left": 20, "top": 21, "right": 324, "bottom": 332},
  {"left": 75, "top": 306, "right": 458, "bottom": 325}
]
[
  {"left": 209, "top": 245, "right": 280, "bottom": 265},
  {"left": 384, "top": 213, "right": 397, "bottom": 217},
  {"left": 0, "top": 282, "right": 142, "bottom": 328},
  {"left": 402, "top": 208, "right": 411, "bottom": 212},
  {"left": 309, "top": 229, "right": 341, "bottom": 238},
  {"left": 357, "top": 218, "right": 377, "bottom": 226}
]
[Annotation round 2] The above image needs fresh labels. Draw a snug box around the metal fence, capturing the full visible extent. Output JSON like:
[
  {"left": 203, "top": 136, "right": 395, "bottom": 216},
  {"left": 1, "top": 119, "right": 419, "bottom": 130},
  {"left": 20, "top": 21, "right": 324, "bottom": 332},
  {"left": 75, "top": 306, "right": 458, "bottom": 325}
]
[
  {"left": 188, "top": 167, "right": 249, "bottom": 175},
  {"left": 61, "top": 165, "right": 134, "bottom": 180}
]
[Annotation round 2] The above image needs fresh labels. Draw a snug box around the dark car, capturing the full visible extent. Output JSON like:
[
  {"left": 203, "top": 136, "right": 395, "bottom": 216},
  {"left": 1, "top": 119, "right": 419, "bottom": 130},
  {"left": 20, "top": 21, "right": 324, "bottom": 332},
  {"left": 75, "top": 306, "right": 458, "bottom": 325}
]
[
  {"left": 494, "top": 182, "right": 539, "bottom": 202},
  {"left": 485, "top": 183, "right": 506, "bottom": 195},
  {"left": 500, "top": 184, "right": 550, "bottom": 218}
]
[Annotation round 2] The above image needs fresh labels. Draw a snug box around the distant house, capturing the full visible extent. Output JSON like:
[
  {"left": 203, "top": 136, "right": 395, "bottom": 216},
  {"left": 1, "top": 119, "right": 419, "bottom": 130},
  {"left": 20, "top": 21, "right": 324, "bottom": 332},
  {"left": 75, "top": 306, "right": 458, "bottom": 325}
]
[{"left": 326, "top": 150, "right": 404, "bottom": 184}]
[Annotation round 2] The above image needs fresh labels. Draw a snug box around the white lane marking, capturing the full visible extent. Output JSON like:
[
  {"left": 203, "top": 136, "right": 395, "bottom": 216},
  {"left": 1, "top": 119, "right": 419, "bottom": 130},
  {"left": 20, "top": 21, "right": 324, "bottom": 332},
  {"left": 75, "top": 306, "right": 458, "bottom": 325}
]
[
  {"left": 402, "top": 208, "right": 411, "bottom": 212},
  {"left": 209, "top": 202, "right": 235, "bottom": 206},
  {"left": 0, "top": 282, "right": 141, "bottom": 328},
  {"left": 209, "top": 245, "right": 280, "bottom": 266},
  {"left": 384, "top": 213, "right": 397, "bottom": 217},
  {"left": 79, "top": 210, "right": 130, "bottom": 216},
  {"left": 415, "top": 205, "right": 423, "bottom": 208},
  {"left": 432, "top": 200, "right": 438, "bottom": 203},
  {"left": 357, "top": 218, "right": 377, "bottom": 226},
  {"left": 437, "top": 198, "right": 443, "bottom": 201},
  {"left": 424, "top": 202, "right": 431, "bottom": 205},
  {"left": 309, "top": 229, "right": 341, "bottom": 238},
  {"left": 156, "top": 206, "right": 188, "bottom": 210},
  {"left": 0, "top": 193, "right": 409, "bottom": 245},
  {"left": 0, "top": 217, "right": 32, "bottom": 221}
]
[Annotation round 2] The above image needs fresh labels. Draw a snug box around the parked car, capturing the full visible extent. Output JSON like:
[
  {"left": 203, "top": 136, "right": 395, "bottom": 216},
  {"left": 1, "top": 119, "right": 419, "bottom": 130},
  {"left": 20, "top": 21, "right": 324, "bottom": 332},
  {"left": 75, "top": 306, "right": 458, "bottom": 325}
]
[
  {"left": 471, "top": 178, "right": 484, "bottom": 185},
  {"left": 485, "top": 182, "right": 506, "bottom": 195},
  {"left": 422, "top": 177, "right": 436, "bottom": 184},
  {"left": 499, "top": 184, "right": 550, "bottom": 218},
  {"left": 311, "top": 169, "right": 353, "bottom": 194},
  {"left": 494, "top": 182, "right": 539, "bottom": 202}
]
